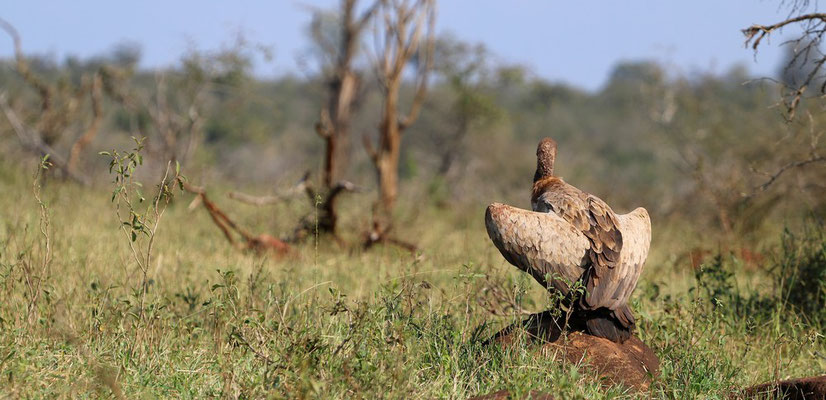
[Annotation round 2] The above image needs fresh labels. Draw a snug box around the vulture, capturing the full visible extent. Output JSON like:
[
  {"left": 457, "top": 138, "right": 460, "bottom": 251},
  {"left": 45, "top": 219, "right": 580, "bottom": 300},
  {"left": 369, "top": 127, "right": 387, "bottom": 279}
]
[{"left": 485, "top": 138, "right": 651, "bottom": 343}]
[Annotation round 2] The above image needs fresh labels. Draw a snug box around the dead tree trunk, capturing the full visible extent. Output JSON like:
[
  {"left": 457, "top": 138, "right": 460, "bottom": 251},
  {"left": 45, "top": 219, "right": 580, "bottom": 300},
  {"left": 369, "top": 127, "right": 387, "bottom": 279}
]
[
  {"left": 316, "top": 1, "right": 375, "bottom": 186},
  {"left": 183, "top": 182, "right": 291, "bottom": 256},
  {"left": 318, "top": 67, "right": 359, "bottom": 187},
  {"left": 363, "top": 0, "right": 435, "bottom": 249},
  {"left": 370, "top": 77, "right": 403, "bottom": 211},
  {"left": 310, "top": 0, "right": 376, "bottom": 238}
]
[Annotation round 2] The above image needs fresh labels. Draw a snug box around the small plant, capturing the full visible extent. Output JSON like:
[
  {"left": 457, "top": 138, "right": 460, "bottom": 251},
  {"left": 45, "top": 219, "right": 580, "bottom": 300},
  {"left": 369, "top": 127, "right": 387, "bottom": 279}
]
[
  {"left": 694, "top": 254, "right": 735, "bottom": 309},
  {"left": 20, "top": 155, "right": 53, "bottom": 325},
  {"left": 100, "top": 137, "right": 184, "bottom": 352}
]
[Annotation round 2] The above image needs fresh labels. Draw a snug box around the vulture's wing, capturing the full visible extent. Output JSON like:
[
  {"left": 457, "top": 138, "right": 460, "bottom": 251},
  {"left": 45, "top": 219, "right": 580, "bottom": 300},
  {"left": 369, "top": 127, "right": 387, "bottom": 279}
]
[
  {"left": 485, "top": 203, "right": 589, "bottom": 294},
  {"left": 580, "top": 195, "right": 624, "bottom": 308},
  {"left": 604, "top": 207, "right": 651, "bottom": 311},
  {"left": 583, "top": 206, "right": 650, "bottom": 328}
]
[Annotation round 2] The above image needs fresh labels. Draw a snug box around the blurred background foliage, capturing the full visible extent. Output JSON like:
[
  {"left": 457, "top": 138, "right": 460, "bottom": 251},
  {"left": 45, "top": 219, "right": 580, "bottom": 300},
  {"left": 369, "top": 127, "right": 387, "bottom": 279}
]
[
  {"left": 2, "top": 3, "right": 826, "bottom": 397},
  {"left": 0, "top": 16, "right": 825, "bottom": 259}
]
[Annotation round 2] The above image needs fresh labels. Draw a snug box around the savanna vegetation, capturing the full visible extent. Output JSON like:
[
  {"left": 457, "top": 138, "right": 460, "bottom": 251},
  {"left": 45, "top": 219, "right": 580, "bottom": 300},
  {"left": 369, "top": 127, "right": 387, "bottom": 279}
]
[{"left": 1, "top": 1, "right": 826, "bottom": 398}]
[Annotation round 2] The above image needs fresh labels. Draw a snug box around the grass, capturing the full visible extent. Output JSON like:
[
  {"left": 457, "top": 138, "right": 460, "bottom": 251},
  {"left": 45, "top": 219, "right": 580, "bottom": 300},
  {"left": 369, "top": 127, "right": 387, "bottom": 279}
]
[{"left": 0, "top": 158, "right": 825, "bottom": 399}]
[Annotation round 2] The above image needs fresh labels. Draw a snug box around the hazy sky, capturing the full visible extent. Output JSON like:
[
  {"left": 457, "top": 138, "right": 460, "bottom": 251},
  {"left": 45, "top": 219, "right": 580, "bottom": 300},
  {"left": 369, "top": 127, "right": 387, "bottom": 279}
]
[{"left": 0, "top": 1, "right": 806, "bottom": 91}]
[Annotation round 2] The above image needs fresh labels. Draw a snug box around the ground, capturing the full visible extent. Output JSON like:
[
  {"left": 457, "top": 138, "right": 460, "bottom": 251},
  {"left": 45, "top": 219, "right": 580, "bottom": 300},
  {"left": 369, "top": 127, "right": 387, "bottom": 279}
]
[{"left": 0, "top": 161, "right": 824, "bottom": 399}]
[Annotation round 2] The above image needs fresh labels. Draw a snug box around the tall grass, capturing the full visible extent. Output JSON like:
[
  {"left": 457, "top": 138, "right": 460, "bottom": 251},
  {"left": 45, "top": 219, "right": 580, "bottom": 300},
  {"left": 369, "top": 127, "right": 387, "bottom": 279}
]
[{"left": 0, "top": 161, "right": 824, "bottom": 398}]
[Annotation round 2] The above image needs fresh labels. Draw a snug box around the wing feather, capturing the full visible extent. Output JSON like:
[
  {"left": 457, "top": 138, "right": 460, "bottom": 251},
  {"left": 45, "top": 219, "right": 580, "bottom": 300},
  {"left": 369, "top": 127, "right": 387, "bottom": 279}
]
[
  {"left": 596, "top": 207, "right": 651, "bottom": 311},
  {"left": 485, "top": 203, "right": 589, "bottom": 295},
  {"left": 579, "top": 195, "right": 624, "bottom": 307},
  {"left": 486, "top": 201, "right": 651, "bottom": 318}
]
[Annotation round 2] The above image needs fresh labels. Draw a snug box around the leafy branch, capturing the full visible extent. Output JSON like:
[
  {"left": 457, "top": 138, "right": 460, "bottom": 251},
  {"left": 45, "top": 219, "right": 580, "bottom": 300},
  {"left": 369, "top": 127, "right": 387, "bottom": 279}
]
[{"left": 100, "top": 137, "right": 184, "bottom": 326}]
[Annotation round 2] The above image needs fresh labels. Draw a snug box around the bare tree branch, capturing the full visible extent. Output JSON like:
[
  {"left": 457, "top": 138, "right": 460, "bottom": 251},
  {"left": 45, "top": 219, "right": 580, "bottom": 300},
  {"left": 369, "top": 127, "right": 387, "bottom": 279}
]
[
  {"left": 744, "top": 13, "right": 826, "bottom": 120},
  {"left": 227, "top": 172, "right": 312, "bottom": 206},
  {"left": 0, "top": 93, "right": 90, "bottom": 185},
  {"left": 745, "top": 154, "right": 826, "bottom": 199},
  {"left": 399, "top": 2, "right": 435, "bottom": 130},
  {"left": 68, "top": 72, "right": 104, "bottom": 175},
  {"left": 0, "top": 18, "right": 53, "bottom": 108},
  {"left": 743, "top": 13, "right": 826, "bottom": 50},
  {"left": 0, "top": 18, "right": 121, "bottom": 181}
]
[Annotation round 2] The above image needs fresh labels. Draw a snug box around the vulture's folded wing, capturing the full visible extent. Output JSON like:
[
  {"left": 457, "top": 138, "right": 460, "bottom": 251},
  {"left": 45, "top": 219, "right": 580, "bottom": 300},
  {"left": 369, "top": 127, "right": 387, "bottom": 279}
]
[
  {"left": 595, "top": 207, "right": 651, "bottom": 315},
  {"left": 581, "top": 195, "right": 624, "bottom": 307},
  {"left": 485, "top": 203, "right": 589, "bottom": 294}
]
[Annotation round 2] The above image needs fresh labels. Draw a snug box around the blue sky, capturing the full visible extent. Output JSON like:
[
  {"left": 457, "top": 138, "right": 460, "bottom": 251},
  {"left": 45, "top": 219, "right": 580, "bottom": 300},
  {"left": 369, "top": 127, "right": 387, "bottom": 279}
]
[{"left": 0, "top": 1, "right": 805, "bottom": 91}]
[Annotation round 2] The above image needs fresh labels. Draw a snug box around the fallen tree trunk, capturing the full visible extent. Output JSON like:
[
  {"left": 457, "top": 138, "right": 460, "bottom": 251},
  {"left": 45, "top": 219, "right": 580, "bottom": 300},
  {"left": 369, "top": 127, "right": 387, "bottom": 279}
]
[
  {"left": 183, "top": 182, "right": 291, "bottom": 256},
  {"left": 228, "top": 173, "right": 361, "bottom": 246}
]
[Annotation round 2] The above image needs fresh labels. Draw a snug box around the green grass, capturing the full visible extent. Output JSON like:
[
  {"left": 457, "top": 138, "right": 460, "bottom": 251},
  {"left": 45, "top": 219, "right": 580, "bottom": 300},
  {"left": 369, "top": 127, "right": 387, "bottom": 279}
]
[{"left": 0, "top": 161, "right": 825, "bottom": 399}]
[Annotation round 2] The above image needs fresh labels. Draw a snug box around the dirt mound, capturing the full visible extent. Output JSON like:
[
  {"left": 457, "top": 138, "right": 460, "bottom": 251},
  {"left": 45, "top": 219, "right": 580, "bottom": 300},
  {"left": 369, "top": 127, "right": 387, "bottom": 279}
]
[
  {"left": 742, "top": 375, "right": 826, "bottom": 399},
  {"left": 468, "top": 390, "right": 554, "bottom": 400},
  {"left": 486, "top": 311, "right": 659, "bottom": 392}
]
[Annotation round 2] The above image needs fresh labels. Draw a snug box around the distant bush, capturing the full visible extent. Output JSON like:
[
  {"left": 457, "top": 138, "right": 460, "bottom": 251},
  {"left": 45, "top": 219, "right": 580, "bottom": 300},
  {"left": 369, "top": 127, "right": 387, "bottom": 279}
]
[
  {"left": 775, "top": 224, "right": 826, "bottom": 322},
  {"left": 690, "top": 221, "right": 826, "bottom": 325}
]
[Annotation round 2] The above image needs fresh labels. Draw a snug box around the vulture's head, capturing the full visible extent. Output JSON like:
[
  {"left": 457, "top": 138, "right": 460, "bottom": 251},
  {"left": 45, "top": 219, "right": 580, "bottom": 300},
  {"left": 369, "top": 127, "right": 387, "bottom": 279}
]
[{"left": 533, "top": 137, "right": 557, "bottom": 183}]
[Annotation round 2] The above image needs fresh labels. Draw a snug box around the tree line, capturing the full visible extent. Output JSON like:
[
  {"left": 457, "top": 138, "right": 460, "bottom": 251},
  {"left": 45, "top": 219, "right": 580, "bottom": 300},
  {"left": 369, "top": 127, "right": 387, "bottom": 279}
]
[{"left": 1, "top": 0, "right": 825, "bottom": 251}]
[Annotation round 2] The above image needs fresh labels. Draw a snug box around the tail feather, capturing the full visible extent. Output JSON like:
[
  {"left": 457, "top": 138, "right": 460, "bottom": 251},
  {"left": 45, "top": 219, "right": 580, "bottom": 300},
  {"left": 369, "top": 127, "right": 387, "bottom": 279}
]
[
  {"left": 614, "top": 304, "right": 636, "bottom": 328},
  {"left": 582, "top": 307, "right": 634, "bottom": 343}
]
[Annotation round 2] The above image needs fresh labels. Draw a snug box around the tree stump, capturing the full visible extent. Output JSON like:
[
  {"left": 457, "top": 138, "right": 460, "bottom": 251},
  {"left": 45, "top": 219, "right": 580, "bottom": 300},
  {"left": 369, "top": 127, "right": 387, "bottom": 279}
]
[{"left": 486, "top": 311, "right": 660, "bottom": 392}]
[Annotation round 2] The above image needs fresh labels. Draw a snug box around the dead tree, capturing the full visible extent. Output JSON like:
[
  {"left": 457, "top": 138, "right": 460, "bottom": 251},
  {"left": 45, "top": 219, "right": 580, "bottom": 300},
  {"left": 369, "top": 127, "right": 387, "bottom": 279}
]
[
  {"left": 313, "top": 0, "right": 377, "bottom": 188},
  {"left": 303, "top": 0, "right": 377, "bottom": 239},
  {"left": 293, "top": 180, "right": 361, "bottom": 243},
  {"left": 148, "top": 73, "right": 208, "bottom": 167},
  {"left": 362, "top": 0, "right": 435, "bottom": 248},
  {"left": 111, "top": 43, "right": 256, "bottom": 174},
  {"left": 112, "top": 71, "right": 208, "bottom": 172},
  {"left": 224, "top": 2, "right": 374, "bottom": 244},
  {"left": 0, "top": 18, "right": 119, "bottom": 184}
]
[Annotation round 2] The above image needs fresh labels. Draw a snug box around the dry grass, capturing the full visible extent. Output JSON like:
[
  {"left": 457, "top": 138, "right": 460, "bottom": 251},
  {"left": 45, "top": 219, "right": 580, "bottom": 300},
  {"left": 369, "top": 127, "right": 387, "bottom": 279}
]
[{"left": 0, "top": 158, "right": 824, "bottom": 399}]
